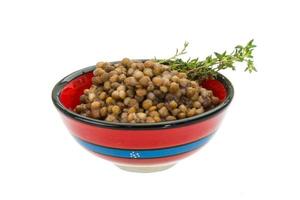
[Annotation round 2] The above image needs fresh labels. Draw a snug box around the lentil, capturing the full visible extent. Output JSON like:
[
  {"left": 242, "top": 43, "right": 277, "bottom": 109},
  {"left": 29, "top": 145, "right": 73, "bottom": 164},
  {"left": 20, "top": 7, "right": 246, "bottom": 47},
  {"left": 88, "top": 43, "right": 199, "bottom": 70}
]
[{"left": 75, "top": 59, "right": 221, "bottom": 123}]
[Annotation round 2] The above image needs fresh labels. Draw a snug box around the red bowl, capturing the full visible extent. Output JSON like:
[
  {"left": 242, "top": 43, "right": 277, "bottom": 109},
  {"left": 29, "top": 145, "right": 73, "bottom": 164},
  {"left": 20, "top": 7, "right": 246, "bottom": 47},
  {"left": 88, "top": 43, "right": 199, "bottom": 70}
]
[{"left": 52, "top": 61, "right": 234, "bottom": 172}]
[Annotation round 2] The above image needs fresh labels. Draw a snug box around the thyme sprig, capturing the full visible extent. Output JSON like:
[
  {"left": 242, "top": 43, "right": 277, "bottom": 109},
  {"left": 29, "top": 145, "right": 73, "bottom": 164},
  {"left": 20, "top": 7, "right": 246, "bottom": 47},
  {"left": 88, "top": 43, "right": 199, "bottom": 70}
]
[{"left": 157, "top": 40, "right": 256, "bottom": 80}]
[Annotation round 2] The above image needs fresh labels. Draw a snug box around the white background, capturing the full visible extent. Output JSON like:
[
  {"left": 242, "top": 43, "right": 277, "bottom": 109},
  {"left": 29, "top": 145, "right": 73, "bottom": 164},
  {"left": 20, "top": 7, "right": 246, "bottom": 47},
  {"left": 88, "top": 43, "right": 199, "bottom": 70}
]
[{"left": 1, "top": 0, "right": 299, "bottom": 199}]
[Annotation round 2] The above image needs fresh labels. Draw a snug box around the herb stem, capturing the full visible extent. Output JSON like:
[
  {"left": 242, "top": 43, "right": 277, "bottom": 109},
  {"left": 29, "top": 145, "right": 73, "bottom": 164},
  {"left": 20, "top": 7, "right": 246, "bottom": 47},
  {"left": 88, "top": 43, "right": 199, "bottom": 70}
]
[{"left": 156, "top": 40, "right": 256, "bottom": 80}]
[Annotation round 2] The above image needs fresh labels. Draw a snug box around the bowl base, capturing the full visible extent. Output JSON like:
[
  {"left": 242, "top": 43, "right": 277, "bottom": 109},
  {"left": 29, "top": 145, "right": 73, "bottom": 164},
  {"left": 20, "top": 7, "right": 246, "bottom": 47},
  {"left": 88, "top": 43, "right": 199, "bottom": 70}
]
[{"left": 115, "top": 163, "right": 176, "bottom": 173}]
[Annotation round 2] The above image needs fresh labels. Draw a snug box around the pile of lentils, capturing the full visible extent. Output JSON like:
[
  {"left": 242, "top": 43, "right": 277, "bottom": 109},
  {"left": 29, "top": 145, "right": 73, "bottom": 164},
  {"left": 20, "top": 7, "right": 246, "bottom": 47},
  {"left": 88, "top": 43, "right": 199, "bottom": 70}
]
[{"left": 74, "top": 58, "right": 220, "bottom": 123}]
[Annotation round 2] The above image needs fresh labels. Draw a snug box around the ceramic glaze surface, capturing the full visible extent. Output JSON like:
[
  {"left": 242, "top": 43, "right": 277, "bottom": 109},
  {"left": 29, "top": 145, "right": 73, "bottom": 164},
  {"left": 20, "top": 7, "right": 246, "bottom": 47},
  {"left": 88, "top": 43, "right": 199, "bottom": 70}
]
[{"left": 52, "top": 63, "right": 234, "bottom": 171}]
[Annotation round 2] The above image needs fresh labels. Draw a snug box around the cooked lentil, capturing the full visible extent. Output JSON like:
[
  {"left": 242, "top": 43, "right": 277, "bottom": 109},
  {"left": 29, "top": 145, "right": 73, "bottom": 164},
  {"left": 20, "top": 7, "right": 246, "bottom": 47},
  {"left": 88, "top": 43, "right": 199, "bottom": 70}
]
[{"left": 74, "top": 59, "right": 220, "bottom": 122}]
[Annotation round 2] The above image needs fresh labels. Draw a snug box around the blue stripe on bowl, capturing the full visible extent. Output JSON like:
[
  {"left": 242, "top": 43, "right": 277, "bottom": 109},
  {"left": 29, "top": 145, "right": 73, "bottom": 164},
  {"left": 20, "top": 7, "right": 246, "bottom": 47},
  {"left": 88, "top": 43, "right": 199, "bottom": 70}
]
[{"left": 75, "top": 134, "right": 214, "bottom": 159}]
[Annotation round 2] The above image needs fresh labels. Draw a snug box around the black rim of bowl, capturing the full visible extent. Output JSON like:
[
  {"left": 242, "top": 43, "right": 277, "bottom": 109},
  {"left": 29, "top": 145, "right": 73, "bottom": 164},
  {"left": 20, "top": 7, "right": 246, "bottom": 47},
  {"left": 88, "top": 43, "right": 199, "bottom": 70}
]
[{"left": 52, "top": 60, "right": 234, "bottom": 130}]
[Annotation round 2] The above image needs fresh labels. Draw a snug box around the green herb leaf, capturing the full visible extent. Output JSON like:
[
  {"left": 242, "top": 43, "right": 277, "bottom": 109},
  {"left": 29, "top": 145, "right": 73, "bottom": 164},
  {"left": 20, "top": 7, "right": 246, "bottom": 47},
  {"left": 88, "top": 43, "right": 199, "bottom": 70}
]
[{"left": 156, "top": 40, "right": 257, "bottom": 80}]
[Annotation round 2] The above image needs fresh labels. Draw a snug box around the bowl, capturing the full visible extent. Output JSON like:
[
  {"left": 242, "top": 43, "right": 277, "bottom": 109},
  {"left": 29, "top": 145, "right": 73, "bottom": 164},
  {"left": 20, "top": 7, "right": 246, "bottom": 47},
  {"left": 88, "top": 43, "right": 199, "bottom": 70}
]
[{"left": 52, "top": 60, "right": 234, "bottom": 173}]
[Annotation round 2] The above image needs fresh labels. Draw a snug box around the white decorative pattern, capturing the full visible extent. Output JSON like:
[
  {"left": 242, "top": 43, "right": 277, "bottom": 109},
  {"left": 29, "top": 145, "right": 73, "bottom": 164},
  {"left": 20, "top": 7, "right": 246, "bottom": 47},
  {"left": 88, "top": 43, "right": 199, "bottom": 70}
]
[{"left": 129, "top": 151, "right": 141, "bottom": 158}]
